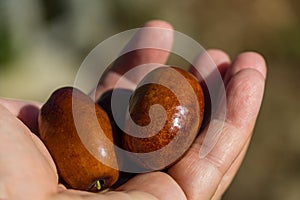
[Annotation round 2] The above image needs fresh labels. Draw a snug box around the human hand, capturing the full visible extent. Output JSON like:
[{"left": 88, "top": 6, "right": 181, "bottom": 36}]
[{"left": 0, "top": 20, "right": 267, "bottom": 200}]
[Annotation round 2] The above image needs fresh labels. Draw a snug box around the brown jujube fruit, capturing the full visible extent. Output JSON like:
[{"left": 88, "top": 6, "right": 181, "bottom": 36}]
[
  {"left": 123, "top": 67, "right": 205, "bottom": 170},
  {"left": 38, "top": 87, "right": 119, "bottom": 191}
]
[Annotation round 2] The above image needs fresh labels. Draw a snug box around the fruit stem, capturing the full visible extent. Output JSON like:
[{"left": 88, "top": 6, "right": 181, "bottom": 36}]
[{"left": 96, "top": 180, "right": 101, "bottom": 190}]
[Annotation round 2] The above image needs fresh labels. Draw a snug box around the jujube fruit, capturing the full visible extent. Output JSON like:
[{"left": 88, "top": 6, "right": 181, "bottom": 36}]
[
  {"left": 38, "top": 87, "right": 119, "bottom": 191},
  {"left": 123, "top": 66, "right": 205, "bottom": 170}
]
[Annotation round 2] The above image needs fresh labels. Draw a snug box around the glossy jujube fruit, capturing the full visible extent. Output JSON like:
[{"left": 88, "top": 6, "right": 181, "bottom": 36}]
[
  {"left": 123, "top": 66, "right": 205, "bottom": 170},
  {"left": 38, "top": 87, "right": 119, "bottom": 191}
]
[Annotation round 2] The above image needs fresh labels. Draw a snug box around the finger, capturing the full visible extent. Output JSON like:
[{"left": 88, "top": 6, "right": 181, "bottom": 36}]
[
  {"left": 168, "top": 52, "right": 267, "bottom": 200},
  {"left": 0, "top": 97, "right": 41, "bottom": 134},
  {"left": 224, "top": 51, "right": 267, "bottom": 85},
  {"left": 0, "top": 98, "right": 56, "bottom": 174},
  {"left": 209, "top": 53, "right": 266, "bottom": 197},
  {"left": 223, "top": 52, "right": 267, "bottom": 129},
  {"left": 189, "top": 49, "right": 231, "bottom": 127},
  {"left": 189, "top": 49, "right": 231, "bottom": 80},
  {"left": 0, "top": 105, "right": 57, "bottom": 200},
  {"left": 95, "top": 20, "right": 173, "bottom": 99},
  {"left": 211, "top": 138, "right": 250, "bottom": 200}
]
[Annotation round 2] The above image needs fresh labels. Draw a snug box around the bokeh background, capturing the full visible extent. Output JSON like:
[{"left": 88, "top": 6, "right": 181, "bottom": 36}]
[{"left": 1, "top": 0, "right": 300, "bottom": 199}]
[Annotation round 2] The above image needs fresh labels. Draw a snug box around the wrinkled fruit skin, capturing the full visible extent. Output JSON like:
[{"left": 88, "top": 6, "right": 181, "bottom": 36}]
[
  {"left": 38, "top": 87, "right": 119, "bottom": 191},
  {"left": 123, "top": 67, "right": 205, "bottom": 171}
]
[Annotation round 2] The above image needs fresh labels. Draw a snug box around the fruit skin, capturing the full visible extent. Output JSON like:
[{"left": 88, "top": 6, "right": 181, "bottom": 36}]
[
  {"left": 123, "top": 67, "right": 205, "bottom": 171},
  {"left": 38, "top": 87, "right": 119, "bottom": 191}
]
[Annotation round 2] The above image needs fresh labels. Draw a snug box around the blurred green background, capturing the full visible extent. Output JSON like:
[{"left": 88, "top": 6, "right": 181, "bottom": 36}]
[{"left": 1, "top": 0, "right": 300, "bottom": 199}]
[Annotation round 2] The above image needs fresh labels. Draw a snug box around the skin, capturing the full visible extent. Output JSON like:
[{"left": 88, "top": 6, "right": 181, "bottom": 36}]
[{"left": 0, "top": 20, "right": 267, "bottom": 200}]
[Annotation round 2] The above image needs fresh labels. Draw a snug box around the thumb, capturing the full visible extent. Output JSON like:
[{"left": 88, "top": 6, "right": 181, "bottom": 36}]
[{"left": 0, "top": 105, "right": 57, "bottom": 200}]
